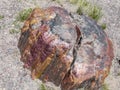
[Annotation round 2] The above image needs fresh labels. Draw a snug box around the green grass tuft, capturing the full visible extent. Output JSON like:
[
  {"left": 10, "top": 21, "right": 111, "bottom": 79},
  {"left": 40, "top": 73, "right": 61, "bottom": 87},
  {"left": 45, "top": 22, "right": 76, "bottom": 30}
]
[
  {"left": 70, "top": 0, "right": 102, "bottom": 22},
  {"left": 9, "top": 29, "right": 20, "bottom": 34},
  {"left": 69, "top": 0, "right": 78, "bottom": 4},
  {"left": 70, "top": 0, "right": 106, "bottom": 30},
  {"left": 88, "top": 5, "right": 102, "bottom": 21},
  {"left": 102, "top": 84, "right": 109, "bottom": 90},
  {"left": 101, "top": 23, "right": 107, "bottom": 30},
  {"left": 117, "top": 72, "right": 120, "bottom": 76},
  {"left": 77, "top": 7, "right": 83, "bottom": 15},
  {"left": 40, "top": 83, "right": 46, "bottom": 90},
  {"left": 0, "top": 15, "right": 4, "bottom": 19},
  {"left": 78, "top": 0, "right": 89, "bottom": 7},
  {"left": 17, "top": 8, "right": 32, "bottom": 22}
]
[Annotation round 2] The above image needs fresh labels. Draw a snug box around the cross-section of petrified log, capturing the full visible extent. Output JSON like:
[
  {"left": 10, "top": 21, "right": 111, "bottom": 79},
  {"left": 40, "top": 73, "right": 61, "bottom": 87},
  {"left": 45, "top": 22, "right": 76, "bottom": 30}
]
[{"left": 18, "top": 6, "right": 114, "bottom": 90}]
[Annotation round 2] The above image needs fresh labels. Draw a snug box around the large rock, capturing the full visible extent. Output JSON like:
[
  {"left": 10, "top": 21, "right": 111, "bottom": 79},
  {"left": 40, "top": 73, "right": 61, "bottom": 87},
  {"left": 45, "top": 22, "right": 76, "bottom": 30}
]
[{"left": 18, "top": 6, "right": 114, "bottom": 90}]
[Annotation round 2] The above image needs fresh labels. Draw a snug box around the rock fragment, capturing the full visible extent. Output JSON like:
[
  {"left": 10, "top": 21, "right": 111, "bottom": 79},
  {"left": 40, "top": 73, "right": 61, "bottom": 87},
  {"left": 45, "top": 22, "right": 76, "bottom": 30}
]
[{"left": 18, "top": 6, "right": 114, "bottom": 90}]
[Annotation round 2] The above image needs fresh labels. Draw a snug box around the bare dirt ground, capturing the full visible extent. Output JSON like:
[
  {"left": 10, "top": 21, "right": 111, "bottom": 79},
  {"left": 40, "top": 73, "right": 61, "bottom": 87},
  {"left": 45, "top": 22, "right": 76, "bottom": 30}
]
[{"left": 0, "top": 0, "right": 120, "bottom": 90}]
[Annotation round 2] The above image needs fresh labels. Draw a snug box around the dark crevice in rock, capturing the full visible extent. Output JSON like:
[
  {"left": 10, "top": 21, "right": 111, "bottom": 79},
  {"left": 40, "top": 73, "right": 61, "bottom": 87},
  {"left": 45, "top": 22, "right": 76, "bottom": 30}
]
[
  {"left": 70, "top": 26, "right": 82, "bottom": 67},
  {"left": 18, "top": 30, "right": 30, "bottom": 54},
  {"left": 70, "top": 38, "right": 82, "bottom": 68},
  {"left": 116, "top": 58, "right": 120, "bottom": 65},
  {"left": 61, "top": 24, "right": 83, "bottom": 87},
  {"left": 78, "top": 76, "right": 100, "bottom": 90}
]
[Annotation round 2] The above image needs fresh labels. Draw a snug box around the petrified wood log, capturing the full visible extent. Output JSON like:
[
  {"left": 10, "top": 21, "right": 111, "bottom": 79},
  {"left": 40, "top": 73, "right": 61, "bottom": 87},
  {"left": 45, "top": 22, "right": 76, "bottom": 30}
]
[{"left": 18, "top": 6, "right": 114, "bottom": 90}]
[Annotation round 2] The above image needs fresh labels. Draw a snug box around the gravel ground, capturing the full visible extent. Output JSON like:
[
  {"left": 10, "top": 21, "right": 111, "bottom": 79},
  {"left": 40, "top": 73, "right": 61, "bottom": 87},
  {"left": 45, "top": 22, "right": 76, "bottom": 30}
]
[{"left": 0, "top": 0, "right": 120, "bottom": 90}]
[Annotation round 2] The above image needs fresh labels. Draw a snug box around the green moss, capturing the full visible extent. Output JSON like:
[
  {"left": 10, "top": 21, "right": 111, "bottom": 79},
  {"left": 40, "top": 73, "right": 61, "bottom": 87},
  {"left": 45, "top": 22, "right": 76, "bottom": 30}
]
[
  {"left": 17, "top": 8, "right": 32, "bottom": 22},
  {"left": 0, "top": 15, "right": 4, "bottom": 19}
]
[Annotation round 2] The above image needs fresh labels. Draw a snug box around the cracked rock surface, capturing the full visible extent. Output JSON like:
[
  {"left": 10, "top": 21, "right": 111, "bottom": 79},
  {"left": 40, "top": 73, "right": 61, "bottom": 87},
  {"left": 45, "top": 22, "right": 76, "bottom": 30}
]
[{"left": 18, "top": 6, "right": 114, "bottom": 90}]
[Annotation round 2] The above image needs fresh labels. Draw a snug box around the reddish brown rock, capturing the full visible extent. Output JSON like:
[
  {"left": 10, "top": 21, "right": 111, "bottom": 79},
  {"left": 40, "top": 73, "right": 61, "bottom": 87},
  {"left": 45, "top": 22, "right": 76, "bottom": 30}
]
[
  {"left": 61, "top": 14, "right": 114, "bottom": 90},
  {"left": 18, "top": 6, "right": 114, "bottom": 90}
]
